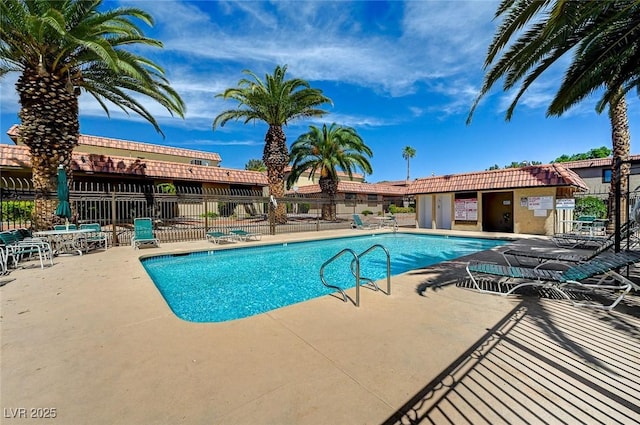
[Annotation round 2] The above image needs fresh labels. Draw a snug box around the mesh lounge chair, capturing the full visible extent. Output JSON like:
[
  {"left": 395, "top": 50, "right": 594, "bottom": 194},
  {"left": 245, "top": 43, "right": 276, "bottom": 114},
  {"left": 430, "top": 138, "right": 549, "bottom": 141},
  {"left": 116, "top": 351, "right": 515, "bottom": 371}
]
[
  {"left": 0, "top": 230, "right": 53, "bottom": 269},
  {"left": 131, "top": 218, "right": 159, "bottom": 249},
  {"left": 229, "top": 229, "right": 262, "bottom": 241},
  {"left": 206, "top": 230, "right": 237, "bottom": 244},
  {"left": 466, "top": 250, "right": 640, "bottom": 311},
  {"left": 352, "top": 214, "right": 376, "bottom": 230},
  {"left": 503, "top": 220, "right": 639, "bottom": 267}
]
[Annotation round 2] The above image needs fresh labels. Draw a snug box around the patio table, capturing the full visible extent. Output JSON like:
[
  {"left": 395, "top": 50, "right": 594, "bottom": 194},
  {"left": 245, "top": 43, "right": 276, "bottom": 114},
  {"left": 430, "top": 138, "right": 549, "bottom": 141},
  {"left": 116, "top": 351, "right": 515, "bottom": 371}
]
[
  {"left": 375, "top": 216, "right": 397, "bottom": 229},
  {"left": 33, "top": 229, "right": 93, "bottom": 256}
]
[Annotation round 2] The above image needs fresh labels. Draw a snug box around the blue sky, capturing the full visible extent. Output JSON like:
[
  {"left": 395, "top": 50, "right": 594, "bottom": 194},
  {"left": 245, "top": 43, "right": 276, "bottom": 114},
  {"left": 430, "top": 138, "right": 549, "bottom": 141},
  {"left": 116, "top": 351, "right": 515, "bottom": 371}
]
[{"left": 1, "top": 0, "right": 638, "bottom": 182}]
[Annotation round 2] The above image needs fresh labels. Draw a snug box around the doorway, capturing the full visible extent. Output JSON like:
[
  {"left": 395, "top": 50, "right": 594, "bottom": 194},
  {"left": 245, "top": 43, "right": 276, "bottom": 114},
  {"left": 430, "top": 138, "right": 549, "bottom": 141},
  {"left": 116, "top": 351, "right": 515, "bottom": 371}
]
[{"left": 482, "top": 192, "right": 513, "bottom": 232}]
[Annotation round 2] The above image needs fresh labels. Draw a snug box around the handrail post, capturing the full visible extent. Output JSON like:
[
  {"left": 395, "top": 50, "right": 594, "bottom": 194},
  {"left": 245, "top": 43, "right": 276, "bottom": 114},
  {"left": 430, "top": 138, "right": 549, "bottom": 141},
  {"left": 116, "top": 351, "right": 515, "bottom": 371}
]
[{"left": 355, "top": 259, "right": 360, "bottom": 307}]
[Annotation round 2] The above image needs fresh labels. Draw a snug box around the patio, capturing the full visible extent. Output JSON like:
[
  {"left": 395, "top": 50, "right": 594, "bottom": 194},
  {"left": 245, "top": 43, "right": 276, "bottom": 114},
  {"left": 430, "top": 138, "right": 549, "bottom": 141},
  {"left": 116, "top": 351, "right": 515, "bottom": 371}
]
[{"left": 1, "top": 229, "right": 639, "bottom": 424}]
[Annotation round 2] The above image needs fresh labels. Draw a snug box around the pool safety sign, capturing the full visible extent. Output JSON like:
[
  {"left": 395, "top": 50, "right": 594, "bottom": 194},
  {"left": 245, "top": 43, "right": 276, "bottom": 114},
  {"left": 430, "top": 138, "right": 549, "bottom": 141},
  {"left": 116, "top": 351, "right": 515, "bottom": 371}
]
[{"left": 454, "top": 198, "right": 478, "bottom": 221}]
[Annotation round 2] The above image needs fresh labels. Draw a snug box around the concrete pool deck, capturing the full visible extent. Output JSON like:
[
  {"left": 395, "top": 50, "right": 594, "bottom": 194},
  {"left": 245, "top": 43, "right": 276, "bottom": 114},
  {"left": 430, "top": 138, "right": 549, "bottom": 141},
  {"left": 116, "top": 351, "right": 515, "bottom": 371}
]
[{"left": 1, "top": 229, "right": 639, "bottom": 424}]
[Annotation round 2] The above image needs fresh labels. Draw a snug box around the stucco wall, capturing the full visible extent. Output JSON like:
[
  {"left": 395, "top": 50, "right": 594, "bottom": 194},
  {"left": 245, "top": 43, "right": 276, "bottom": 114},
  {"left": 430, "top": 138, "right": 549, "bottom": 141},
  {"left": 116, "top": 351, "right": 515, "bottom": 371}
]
[{"left": 512, "top": 187, "right": 557, "bottom": 235}]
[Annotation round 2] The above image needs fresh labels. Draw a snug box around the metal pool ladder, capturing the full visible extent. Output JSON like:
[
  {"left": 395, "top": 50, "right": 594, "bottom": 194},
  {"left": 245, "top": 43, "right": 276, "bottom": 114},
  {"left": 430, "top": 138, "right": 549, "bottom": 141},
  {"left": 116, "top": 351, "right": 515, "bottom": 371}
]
[{"left": 319, "top": 244, "right": 391, "bottom": 307}]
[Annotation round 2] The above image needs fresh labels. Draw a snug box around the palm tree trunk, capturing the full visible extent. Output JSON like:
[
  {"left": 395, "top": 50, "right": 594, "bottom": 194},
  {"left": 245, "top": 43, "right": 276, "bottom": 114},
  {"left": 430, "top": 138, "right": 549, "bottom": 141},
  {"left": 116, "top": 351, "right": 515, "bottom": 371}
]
[
  {"left": 606, "top": 88, "right": 630, "bottom": 232},
  {"left": 319, "top": 177, "right": 338, "bottom": 221},
  {"left": 17, "top": 70, "right": 79, "bottom": 229},
  {"left": 263, "top": 125, "right": 289, "bottom": 226}
]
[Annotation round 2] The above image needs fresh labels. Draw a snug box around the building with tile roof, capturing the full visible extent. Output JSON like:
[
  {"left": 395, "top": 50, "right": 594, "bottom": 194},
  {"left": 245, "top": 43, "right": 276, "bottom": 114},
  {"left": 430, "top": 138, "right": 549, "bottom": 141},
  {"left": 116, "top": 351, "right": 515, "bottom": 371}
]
[
  {"left": 2, "top": 126, "right": 266, "bottom": 192},
  {"left": 557, "top": 155, "right": 640, "bottom": 197},
  {"left": 407, "top": 164, "right": 589, "bottom": 235},
  {"left": 289, "top": 180, "right": 407, "bottom": 216}
]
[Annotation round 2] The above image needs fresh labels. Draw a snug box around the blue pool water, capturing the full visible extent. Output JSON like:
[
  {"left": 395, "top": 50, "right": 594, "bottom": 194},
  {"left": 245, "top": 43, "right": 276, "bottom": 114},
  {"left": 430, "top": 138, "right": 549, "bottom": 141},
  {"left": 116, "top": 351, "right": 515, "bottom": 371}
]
[{"left": 141, "top": 233, "right": 506, "bottom": 322}]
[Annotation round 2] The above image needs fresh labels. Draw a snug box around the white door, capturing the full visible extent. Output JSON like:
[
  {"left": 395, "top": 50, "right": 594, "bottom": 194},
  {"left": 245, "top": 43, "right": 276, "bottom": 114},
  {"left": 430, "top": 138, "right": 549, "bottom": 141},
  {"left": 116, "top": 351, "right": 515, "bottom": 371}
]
[
  {"left": 418, "top": 195, "right": 433, "bottom": 228},
  {"left": 436, "top": 194, "right": 452, "bottom": 229}
]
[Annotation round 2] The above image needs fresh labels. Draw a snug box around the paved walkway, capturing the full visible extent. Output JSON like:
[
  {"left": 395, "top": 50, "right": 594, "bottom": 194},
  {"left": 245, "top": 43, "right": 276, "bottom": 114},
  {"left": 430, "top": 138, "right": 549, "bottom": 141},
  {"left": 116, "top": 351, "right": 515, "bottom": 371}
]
[{"left": 1, "top": 229, "right": 639, "bottom": 424}]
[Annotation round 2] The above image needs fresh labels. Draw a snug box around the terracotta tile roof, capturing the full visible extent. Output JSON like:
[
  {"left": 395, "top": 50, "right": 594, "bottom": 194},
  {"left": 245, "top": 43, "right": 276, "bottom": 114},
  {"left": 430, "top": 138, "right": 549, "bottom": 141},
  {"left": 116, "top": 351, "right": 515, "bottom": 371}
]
[
  {"left": 558, "top": 154, "right": 640, "bottom": 169},
  {"left": 408, "top": 164, "right": 589, "bottom": 194},
  {"left": 0, "top": 144, "right": 267, "bottom": 186},
  {"left": 6, "top": 124, "right": 222, "bottom": 163},
  {"left": 291, "top": 180, "right": 406, "bottom": 196},
  {"left": 283, "top": 165, "right": 364, "bottom": 180}
]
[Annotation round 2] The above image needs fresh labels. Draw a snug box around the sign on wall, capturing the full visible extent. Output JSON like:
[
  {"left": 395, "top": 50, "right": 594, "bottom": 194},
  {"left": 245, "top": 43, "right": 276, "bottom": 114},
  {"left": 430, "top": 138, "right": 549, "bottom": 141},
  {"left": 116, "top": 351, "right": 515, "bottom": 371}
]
[
  {"left": 527, "top": 196, "right": 554, "bottom": 210},
  {"left": 454, "top": 198, "right": 478, "bottom": 221}
]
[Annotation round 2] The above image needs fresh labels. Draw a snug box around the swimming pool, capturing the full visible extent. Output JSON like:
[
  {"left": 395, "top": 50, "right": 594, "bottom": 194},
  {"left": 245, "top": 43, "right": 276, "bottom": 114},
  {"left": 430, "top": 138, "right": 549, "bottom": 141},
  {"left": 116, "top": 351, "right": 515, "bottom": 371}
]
[{"left": 141, "top": 233, "right": 506, "bottom": 322}]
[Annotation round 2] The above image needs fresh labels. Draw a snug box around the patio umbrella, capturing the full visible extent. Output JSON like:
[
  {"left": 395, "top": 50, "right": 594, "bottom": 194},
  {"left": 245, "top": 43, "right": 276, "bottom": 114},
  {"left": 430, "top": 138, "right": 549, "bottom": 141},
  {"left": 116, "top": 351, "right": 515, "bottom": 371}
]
[{"left": 54, "top": 165, "right": 72, "bottom": 225}]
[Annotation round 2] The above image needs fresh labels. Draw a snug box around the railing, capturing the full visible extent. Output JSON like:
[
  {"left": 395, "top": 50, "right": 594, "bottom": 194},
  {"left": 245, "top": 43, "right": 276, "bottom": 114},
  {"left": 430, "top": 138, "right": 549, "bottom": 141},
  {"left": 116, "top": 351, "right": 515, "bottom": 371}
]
[
  {"left": 319, "top": 244, "right": 391, "bottom": 307},
  {"left": 0, "top": 178, "right": 412, "bottom": 242}
]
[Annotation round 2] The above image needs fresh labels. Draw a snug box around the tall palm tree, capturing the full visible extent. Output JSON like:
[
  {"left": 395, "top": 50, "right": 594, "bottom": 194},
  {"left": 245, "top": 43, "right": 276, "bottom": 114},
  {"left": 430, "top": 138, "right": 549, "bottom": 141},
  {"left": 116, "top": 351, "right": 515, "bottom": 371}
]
[
  {"left": 0, "top": 0, "right": 185, "bottom": 229},
  {"left": 402, "top": 146, "right": 416, "bottom": 184},
  {"left": 467, "top": 0, "right": 638, "bottom": 228},
  {"left": 287, "top": 123, "right": 372, "bottom": 221},
  {"left": 213, "top": 65, "right": 332, "bottom": 225}
]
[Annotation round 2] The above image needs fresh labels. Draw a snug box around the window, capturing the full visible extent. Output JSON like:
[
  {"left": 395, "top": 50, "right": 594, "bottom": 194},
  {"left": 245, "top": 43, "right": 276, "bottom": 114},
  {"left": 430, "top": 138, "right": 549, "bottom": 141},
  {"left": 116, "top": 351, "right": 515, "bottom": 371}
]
[
  {"left": 602, "top": 169, "right": 612, "bottom": 183},
  {"left": 190, "top": 159, "right": 210, "bottom": 166}
]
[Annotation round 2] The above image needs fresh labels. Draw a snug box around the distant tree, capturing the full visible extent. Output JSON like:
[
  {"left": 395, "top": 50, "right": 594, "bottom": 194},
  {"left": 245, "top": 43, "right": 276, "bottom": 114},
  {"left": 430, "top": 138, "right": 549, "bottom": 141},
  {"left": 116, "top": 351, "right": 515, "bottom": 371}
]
[
  {"left": 552, "top": 146, "right": 612, "bottom": 163},
  {"left": 487, "top": 164, "right": 500, "bottom": 171},
  {"left": 402, "top": 146, "right": 416, "bottom": 183},
  {"left": 245, "top": 159, "right": 267, "bottom": 172},
  {"left": 287, "top": 123, "right": 372, "bottom": 221}
]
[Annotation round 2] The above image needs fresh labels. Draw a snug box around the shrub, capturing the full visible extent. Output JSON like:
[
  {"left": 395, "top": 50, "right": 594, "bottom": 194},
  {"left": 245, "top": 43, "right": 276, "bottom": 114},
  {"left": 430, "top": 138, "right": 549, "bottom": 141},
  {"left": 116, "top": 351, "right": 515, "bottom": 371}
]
[
  {"left": 389, "top": 204, "right": 415, "bottom": 214},
  {"left": 299, "top": 203, "right": 310, "bottom": 214},
  {"left": 201, "top": 211, "right": 219, "bottom": 219},
  {"left": 1, "top": 200, "right": 34, "bottom": 222},
  {"left": 361, "top": 210, "right": 373, "bottom": 216},
  {"left": 575, "top": 196, "right": 606, "bottom": 219}
]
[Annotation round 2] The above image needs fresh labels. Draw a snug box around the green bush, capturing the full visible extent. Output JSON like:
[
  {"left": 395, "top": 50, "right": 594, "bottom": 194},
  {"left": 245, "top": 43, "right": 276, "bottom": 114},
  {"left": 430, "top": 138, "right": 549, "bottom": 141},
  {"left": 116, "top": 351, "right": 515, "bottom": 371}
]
[
  {"left": 361, "top": 210, "right": 373, "bottom": 216},
  {"left": 200, "top": 211, "right": 219, "bottom": 219},
  {"left": 575, "top": 196, "right": 606, "bottom": 219},
  {"left": 389, "top": 204, "right": 415, "bottom": 214},
  {"left": 299, "top": 203, "right": 310, "bottom": 214},
  {"left": 1, "top": 200, "right": 34, "bottom": 222},
  {"left": 156, "top": 182, "right": 176, "bottom": 194}
]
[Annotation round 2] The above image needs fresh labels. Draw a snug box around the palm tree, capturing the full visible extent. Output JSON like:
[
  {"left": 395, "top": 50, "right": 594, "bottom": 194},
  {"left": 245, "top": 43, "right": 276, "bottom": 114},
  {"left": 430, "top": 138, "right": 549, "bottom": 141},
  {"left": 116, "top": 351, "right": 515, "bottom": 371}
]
[
  {"left": 0, "top": 0, "right": 185, "bottom": 229},
  {"left": 245, "top": 159, "right": 267, "bottom": 172},
  {"left": 467, "top": 0, "right": 638, "bottom": 228},
  {"left": 287, "top": 123, "right": 372, "bottom": 221},
  {"left": 401, "top": 146, "right": 416, "bottom": 184},
  {"left": 213, "top": 65, "right": 332, "bottom": 225}
]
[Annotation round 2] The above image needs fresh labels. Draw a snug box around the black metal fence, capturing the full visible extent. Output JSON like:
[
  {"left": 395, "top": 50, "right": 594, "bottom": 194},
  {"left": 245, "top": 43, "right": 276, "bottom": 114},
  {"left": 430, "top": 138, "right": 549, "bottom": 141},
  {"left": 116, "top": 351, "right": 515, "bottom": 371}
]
[{"left": 1, "top": 177, "right": 409, "bottom": 246}]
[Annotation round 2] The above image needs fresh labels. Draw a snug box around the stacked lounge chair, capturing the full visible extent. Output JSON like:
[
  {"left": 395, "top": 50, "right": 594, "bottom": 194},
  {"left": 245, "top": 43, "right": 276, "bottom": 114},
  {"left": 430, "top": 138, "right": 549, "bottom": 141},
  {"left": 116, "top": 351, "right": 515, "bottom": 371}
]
[{"left": 466, "top": 250, "right": 640, "bottom": 311}]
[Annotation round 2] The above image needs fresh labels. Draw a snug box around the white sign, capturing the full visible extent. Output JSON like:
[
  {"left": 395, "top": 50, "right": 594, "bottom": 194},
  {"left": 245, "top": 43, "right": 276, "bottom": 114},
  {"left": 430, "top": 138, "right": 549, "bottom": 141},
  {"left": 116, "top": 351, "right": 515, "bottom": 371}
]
[
  {"left": 555, "top": 198, "right": 575, "bottom": 209},
  {"left": 528, "top": 196, "right": 554, "bottom": 210},
  {"left": 455, "top": 198, "right": 478, "bottom": 221}
]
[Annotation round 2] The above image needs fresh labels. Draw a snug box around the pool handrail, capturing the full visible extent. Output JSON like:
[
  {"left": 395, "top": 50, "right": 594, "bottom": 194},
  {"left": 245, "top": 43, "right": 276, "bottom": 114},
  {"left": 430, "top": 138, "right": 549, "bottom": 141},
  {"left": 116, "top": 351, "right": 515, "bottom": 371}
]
[
  {"left": 320, "top": 244, "right": 391, "bottom": 307},
  {"left": 353, "top": 244, "right": 391, "bottom": 296}
]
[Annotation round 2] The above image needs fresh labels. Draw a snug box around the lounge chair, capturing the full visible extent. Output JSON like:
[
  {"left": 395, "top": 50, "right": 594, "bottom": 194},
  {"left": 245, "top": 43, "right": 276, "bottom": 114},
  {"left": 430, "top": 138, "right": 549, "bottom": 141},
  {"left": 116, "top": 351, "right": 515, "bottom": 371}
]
[
  {"left": 352, "top": 214, "right": 376, "bottom": 230},
  {"left": 79, "top": 223, "right": 108, "bottom": 251},
  {"left": 465, "top": 250, "right": 640, "bottom": 311},
  {"left": 229, "top": 229, "right": 262, "bottom": 241},
  {"left": 54, "top": 224, "right": 77, "bottom": 230},
  {"left": 0, "top": 230, "right": 53, "bottom": 269},
  {"left": 206, "top": 230, "right": 237, "bottom": 244},
  {"left": 503, "top": 220, "right": 639, "bottom": 267},
  {"left": 131, "top": 218, "right": 159, "bottom": 249}
]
